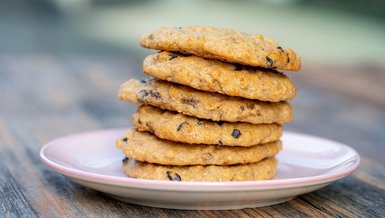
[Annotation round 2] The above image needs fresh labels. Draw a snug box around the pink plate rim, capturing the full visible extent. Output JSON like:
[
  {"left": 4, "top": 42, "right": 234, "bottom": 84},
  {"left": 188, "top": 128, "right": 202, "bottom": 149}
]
[{"left": 40, "top": 128, "right": 360, "bottom": 191}]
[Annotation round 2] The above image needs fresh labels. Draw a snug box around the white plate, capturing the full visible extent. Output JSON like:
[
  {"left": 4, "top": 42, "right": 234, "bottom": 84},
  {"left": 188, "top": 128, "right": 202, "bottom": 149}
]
[{"left": 40, "top": 128, "right": 360, "bottom": 210}]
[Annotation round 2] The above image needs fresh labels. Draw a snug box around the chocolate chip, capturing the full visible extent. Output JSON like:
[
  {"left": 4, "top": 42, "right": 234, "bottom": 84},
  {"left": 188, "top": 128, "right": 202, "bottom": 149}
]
[
  {"left": 137, "top": 89, "right": 148, "bottom": 102},
  {"left": 234, "top": 64, "right": 244, "bottom": 71},
  {"left": 247, "top": 104, "right": 255, "bottom": 109},
  {"left": 266, "top": 56, "right": 274, "bottom": 68},
  {"left": 166, "top": 171, "right": 181, "bottom": 181},
  {"left": 286, "top": 53, "right": 290, "bottom": 63},
  {"left": 277, "top": 46, "right": 283, "bottom": 51},
  {"left": 122, "top": 137, "right": 128, "bottom": 142},
  {"left": 231, "top": 129, "right": 241, "bottom": 138},
  {"left": 168, "top": 54, "right": 178, "bottom": 60},
  {"left": 177, "top": 122, "right": 187, "bottom": 131},
  {"left": 181, "top": 97, "right": 199, "bottom": 107},
  {"left": 216, "top": 121, "right": 225, "bottom": 126},
  {"left": 137, "top": 119, "right": 142, "bottom": 124},
  {"left": 138, "top": 89, "right": 148, "bottom": 96},
  {"left": 240, "top": 105, "right": 245, "bottom": 111},
  {"left": 140, "top": 79, "right": 147, "bottom": 83},
  {"left": 122, "top": 157, "right": 128, "bottom": 163},
  {"left": 218, "top": 140, "right": 223, "bottom": 145},
  {"left": 148, "top": 34, "right": 153, "bottom": 39},
  {"left": 150, "top": 90, "right": 161, "bottom": 99},
  {"left": 197, "top": 120, "right": 204, "bottom": 125}
]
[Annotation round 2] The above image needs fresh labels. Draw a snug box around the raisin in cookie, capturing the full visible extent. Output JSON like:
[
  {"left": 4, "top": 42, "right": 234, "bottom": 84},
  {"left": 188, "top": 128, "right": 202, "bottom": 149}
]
[
  {"left": 116, "top": 129, "right": 281, "bottom": 166},
  {"left": 144, "top": 51, "right": 296, "bottom": 102},
  {"left": 122, "top": 157, "right": 277, "bottom": 182},
  {"left": 118, "top": 79, "right": 292, "bottom": 124},
  {"left": 132, "top": 105, "right": 282, "bottom": 146},
  {"left": 140, "top": 26, "right": 301, "bottom": 71}
]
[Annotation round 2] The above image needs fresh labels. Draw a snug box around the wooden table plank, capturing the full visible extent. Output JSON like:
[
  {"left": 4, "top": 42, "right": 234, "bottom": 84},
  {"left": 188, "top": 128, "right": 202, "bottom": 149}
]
[
  {"left": 296, "top": 63, "right": 385, "bottom": 107},
  {"left": 1, "top": 55, "right": 384, "bottom": 217}
]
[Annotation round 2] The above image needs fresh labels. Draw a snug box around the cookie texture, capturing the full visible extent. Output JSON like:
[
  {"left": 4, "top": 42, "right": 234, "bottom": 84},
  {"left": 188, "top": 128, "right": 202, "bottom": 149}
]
[
  {"left": 123, "top": 157, "right": 278, "bottom": 182},
  {"left": 140, "top": 26, "right": 301, "bottom": 71},
  {"left": 132, "top": 105, "right": 282, "bottom": 146},
  {"left": 116, "top": 129, "right": 282, "bottom": 166},
  {"left": 143, "top": 51, "right": 297, "bottom": 101},
  {"left": 118, "top": 79, "right": 292, "bottom": 124}
]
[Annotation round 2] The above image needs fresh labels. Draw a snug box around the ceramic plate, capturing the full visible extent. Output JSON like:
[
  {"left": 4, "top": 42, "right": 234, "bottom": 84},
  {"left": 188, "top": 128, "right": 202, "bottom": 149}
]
[{"left": 40, "top": 128, "right": 360, "bottom": 210}]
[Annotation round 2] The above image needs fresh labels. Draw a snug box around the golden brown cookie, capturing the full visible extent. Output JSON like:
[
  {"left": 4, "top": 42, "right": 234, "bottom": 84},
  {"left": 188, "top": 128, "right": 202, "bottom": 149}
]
[
  {"left": 132, "top": 105, "right": 282, "bottom": 146},
  {"left": 118, "top": 79, "right": 293, "bottom": 124},
  {"left": 143, "top": 51, "right": 297, "bottom": 101},
  {"left": 140, "top": 26, "right": 301, "bottom": 71},
  {"left": 122, "top": 157, "right": 278, "bottom": 182},
  {"left": 116, "top": 129, "right": 282, "bottom": 166}
]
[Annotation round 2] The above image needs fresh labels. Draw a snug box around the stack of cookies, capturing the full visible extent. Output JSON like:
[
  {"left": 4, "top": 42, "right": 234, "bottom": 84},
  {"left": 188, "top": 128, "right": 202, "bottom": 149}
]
[{"left": 116, "top": 26, "right": 301, "bottom": 182}]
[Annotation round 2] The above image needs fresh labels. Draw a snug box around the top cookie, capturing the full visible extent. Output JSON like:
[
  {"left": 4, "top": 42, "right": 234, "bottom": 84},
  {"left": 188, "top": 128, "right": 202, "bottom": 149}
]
[{"left": 140, "top": 26, "right": 301, "bottom": 71}]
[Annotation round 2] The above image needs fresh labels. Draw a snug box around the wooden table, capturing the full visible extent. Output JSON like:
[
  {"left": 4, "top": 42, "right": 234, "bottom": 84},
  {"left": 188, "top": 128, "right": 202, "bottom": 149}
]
[{"left": 1, "top": 55, "right": 385, "bottom": 217}]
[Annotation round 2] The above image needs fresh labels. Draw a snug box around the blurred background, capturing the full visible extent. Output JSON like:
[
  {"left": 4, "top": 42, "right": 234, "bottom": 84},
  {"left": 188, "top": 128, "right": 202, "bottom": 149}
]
[
  {"left": 2, "top": 0, "right": 385, "bottom": 63},
  {"left": 1, "top": 0, "right": 384, "bottom": 164}
]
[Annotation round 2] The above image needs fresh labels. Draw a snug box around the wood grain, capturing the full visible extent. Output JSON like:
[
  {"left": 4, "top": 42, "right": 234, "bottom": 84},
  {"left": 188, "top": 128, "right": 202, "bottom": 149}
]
[{"left": 1, "top": 55, "right": 385, "bottom": 217}]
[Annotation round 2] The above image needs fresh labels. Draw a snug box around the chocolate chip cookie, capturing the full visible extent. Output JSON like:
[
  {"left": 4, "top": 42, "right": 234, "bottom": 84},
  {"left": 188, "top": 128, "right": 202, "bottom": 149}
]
[
  {"left": 140, "top": 26, "right": 301, "bottom": 71},
  {"left": 123, "top": 157, "right": 277, "bottom": 182},
  {"left": 116, "top": 129, "right": 281, "bottom": 166},
  {"left": 132, "top": 105, "right": 282, "bottom": 146},
  {"left": 118, "top": 79, "right": 293, "bottom": 124},
  {"left": 143, "top": 51, "right": 297, "bottom": 101}
]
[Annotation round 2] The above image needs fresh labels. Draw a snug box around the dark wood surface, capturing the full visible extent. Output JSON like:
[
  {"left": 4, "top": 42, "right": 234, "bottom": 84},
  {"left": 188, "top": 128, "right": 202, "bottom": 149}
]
[{"left": 1, "top": 55, "right": 385, "bottom": 217}]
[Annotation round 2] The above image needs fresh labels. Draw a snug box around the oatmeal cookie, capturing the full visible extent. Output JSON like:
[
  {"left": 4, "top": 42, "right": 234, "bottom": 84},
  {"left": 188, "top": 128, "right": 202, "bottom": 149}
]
[
  {"left": 116, "top": 129, "right": 281, "bottom": 166},
  {"left": 132, "top": 105, "right": 282, "bottom": 146},
  {"left": 122, "top": 157, "right": 278, "bottom": 182},
  {"left": 140, "top": 26, "right": 301, "bottom": 71},
  {"left": 143, "top": 51, "right": 296, "bottom": 101},
  {"left": 118, "top": 79, "right": 292, "bottom": 124}
]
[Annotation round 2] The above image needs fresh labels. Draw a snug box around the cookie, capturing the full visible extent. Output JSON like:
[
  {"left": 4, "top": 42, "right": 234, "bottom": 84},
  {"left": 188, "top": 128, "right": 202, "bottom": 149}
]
[
  {"left": 132, "top": 105, "right": 282, "bottom": 146},
  {"left": 116, "top": 129, "right": 282, "bottom": 166},
  {"left": 118, "top": 79, "right": 292, "bottom": 124},
  {"left": 122, "top": 157, "right": 277, "bottom": 182},
  {"left": 143, "top": 51, "right": 297, "bottom": 102},
  {"left": 140, "top": 26, "right": 301, "bottom": 71}
]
